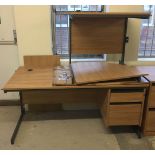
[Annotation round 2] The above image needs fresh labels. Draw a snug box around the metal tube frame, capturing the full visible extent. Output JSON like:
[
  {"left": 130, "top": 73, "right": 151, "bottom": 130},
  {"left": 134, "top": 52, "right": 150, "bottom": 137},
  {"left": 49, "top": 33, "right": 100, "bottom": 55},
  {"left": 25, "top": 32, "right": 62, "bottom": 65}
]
[
  {"left": 119, "top": 18, "right": 128, "bottom": 65},
  {"left": 133, "top": 126, "right": 142, "bottom": 138},
  {"left": 69, "top": 15, "right": 72, "bottom": 64},
  {"left": 11, "top": 91, "right": 25, "bottom": 144},
  {"left": 5, "top": 87, "right": 143, "bottom": 144}
]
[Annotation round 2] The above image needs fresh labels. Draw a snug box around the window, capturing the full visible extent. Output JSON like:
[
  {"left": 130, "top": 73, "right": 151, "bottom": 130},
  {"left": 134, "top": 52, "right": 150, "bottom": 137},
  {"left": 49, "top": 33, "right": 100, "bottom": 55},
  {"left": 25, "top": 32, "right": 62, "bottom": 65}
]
[
  {"left": 52, "top": 5, "right": 104, "bottom": 59},
  {"left": 139, "top": 5, "right": 155, "bottom": 58}
]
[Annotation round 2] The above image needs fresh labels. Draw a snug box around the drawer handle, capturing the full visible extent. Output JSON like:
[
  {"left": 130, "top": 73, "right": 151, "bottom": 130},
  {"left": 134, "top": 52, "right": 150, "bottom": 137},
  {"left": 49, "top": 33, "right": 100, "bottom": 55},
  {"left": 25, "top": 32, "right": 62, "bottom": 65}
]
[
  {"left": 110, "top": 102, "right": 142, "bottom": 105},
  {"left": 149, "top": 108, "right": 155, "bottom": 111},
  {"left": 111, "top": 88, "right": 144, "bottom": 93}
]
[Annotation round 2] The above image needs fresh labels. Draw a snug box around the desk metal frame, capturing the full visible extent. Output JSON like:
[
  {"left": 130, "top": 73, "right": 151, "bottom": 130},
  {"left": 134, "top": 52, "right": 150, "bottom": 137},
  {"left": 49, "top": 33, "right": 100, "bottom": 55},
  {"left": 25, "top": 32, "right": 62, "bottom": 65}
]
[
  {"left": 4, "top": 87, "right": 144, "bottom": 144},
  {"left": 9, "top": 91, "right": 25, "bottom": 144}
]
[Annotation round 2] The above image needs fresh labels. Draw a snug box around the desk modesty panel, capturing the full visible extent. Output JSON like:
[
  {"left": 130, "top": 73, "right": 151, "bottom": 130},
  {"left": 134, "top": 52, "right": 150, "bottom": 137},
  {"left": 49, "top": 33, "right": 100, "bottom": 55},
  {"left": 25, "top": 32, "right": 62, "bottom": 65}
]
[{"left": 24, "top": 55, "right": 60, "bottom": 69}]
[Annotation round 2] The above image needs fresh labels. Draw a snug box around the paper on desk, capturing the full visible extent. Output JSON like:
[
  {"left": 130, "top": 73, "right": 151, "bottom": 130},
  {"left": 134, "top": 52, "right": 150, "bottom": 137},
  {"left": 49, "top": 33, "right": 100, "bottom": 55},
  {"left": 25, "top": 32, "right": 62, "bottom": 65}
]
[{"left": 53, "top": 66, "right": 73, "bottom": 85}]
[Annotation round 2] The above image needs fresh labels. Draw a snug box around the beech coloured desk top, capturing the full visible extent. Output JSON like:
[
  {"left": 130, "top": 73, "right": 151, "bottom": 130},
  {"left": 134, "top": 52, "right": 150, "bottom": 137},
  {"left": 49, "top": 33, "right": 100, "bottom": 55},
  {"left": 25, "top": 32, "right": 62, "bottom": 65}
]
[
  {"left": 71, "top": 62, "right": 148, "bottom": 84},
  {"left": 2, "top": 65, "right": 149, "bottom": 92}
]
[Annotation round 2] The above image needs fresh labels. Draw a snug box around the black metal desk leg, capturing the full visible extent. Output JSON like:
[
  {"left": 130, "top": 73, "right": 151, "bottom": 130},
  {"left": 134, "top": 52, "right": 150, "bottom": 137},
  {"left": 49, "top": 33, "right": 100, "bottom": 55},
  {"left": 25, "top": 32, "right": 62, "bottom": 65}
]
[
  {"left": 11, "top": 91, "right": 25, "bottom": 144},
  {"left": 136, "top": 126, "right": 142, "bottom": 138},
  {"left": 133, "top": 126, "right": 142, "bottom": 139}
]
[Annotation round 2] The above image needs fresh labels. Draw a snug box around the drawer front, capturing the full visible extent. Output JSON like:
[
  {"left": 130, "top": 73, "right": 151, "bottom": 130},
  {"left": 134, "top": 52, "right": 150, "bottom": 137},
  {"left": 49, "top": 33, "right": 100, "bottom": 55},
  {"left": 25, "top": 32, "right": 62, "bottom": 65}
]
[
  {"left": 146, "top": 110, "right": 155, "bottom": 131},
  {"left": 110, "top": 92, "right": 144, "bottom": 103},
  {"left": 108, "top": 104, "right": 141, "bottom": 125},
  {"left": 149, "top": 86, "right": 155, "bottom": 107}
]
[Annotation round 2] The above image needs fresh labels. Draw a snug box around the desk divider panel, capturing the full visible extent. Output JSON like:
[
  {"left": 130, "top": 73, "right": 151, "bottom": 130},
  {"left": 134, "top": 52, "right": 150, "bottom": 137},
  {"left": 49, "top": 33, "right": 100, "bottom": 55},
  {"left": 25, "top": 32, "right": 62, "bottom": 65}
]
[
  {"left": 24, "top": 55, "right": 60, "bottom": 69},
  {"left": 63, "top": 11, "right": 151, "bottom": 64},
  {"left": 71, "top": 17, "right": 125, "bottom": 54},
  {"left": 23, "top": 55, "right": 61, "bottom": 111}
]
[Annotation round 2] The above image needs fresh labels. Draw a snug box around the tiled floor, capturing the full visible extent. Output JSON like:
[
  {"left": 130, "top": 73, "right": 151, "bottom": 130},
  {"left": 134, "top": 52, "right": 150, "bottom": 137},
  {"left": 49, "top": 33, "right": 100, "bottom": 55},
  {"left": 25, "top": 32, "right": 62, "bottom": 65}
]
[{"left": 0, "top": 106, "right": 154, "bottom": 150}]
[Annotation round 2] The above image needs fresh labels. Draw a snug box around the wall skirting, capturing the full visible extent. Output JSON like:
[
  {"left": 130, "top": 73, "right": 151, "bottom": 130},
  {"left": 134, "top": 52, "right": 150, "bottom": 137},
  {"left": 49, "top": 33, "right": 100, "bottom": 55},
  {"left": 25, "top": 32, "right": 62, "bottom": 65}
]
[{"left": 0, "top": 100, "right": 20, "bottom": 106}]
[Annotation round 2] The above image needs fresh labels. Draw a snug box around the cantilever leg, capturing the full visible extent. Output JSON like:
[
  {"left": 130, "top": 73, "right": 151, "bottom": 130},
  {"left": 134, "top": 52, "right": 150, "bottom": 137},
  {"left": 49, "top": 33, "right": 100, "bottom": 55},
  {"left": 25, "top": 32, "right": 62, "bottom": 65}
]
[
  {"left": 11, "top": 91, "right": 25, "bottom": 144},
  {"left": 133, "top": 126, "right": 142, "bottom": 139},
  {"left": 136, "top": 126, "right": 142, "bottom": 138}
]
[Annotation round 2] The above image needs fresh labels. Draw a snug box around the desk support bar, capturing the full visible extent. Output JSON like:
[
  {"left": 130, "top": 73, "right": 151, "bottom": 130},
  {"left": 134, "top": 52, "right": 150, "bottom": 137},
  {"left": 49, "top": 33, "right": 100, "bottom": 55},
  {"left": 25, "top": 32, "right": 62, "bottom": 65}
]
[
  {"left": 133, "top": 126, "right": 142, "bottom": 138},
  {"left": 69, "top": 15, "right": 72, "bottom": 64},
  {"left": 11, "top": 91, "right": 25, "bottom": 144},
  {"left": 119, "top": 18, "right": 128, "bottom": 65}
]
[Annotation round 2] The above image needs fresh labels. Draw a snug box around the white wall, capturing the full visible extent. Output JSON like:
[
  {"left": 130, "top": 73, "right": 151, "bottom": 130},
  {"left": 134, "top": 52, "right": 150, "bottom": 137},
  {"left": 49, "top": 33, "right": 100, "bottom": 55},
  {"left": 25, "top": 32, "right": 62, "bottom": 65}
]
[
  {"left": 14, "top": 6, "right": 52, "bottom": 65},
  {"left": 0, "top": 6, "right": 15, "bottom": 42},
  {"left": 0, "top": 6, "right": 19, "bottom": 100},
  {"left": 107, "top": 5, "right": 144, "bottom": 62}
]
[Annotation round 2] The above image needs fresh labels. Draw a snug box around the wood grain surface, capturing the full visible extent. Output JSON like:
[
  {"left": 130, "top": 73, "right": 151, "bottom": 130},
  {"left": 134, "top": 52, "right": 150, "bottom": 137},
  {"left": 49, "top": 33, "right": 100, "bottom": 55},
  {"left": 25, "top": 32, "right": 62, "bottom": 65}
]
[
  {"left": 110, "top": 92, "right": 145, "bottom": 103},
  {"left": 2, "top": 66, "right": 149, "bottom": 91},
  {"left": 149, "top": 86, "right": 155, "bottom": 107},
  {"left": 71, "top": 17, "right": 125, "bottom": 54},
  {"left": 24, "top": 55, "right": 60, "bottom": 69},
  {"left": 59, "top": 11, "right": 150, "bottom": 19},
  {"left": 145, "top": 110, "right": 155, "bottom": 131},
  {"left": 71, "top": 62, "right": 148, "bottom": 84},
  {"left": 3, "top": 67, "right": 54, "bottom": 90},
  {"left": 138, "top": 66, "right": 155, "bottom": 135},
  {"left": 22, "top": 89, "right": 104, "bottom": 105},
  {"left": 108, "top": 104, "right": 142, "bottom": 125}
]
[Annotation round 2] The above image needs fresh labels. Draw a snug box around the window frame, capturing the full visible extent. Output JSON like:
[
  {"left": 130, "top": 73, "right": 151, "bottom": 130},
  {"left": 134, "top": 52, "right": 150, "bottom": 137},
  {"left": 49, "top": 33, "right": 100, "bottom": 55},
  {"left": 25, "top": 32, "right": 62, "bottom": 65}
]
[
  {"left": 138, "top": 5, "right": 155, "bottom": 58},
  {"left": 53, "top": 5, "right": 105, "bottom": 60}
]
